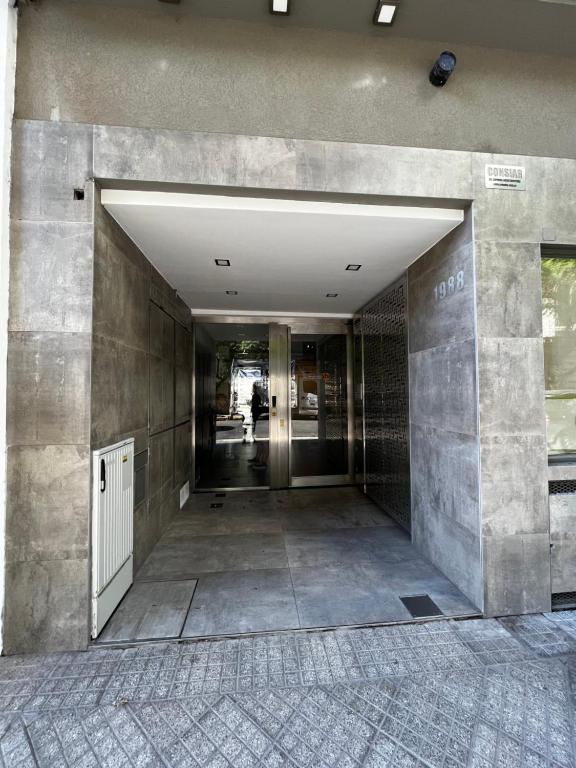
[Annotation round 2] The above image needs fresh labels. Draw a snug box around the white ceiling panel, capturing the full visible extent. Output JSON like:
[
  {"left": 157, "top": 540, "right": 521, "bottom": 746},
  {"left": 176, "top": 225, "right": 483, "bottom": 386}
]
[{"left": 101, "top": 190, "right": 464, "bottom": 316}]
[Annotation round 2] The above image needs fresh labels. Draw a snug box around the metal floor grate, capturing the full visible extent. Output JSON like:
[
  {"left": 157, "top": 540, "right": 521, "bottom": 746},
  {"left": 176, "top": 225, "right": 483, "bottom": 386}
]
[{"left": 400, "top": 594, "right": 444, "bottom": 618}]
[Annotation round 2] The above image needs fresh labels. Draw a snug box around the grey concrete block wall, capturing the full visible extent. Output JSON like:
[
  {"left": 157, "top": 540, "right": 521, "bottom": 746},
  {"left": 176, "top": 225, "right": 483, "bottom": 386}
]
[
  {"left": 471, "top": 153, "right": 560, "bottom": 616},
  {"left": 6, "top": 121, "right": 94, "bottom": 654},
  {"left": 92, "top": 195, "right": 193, "bottom": 574},
  {"left": 408, "top": 211, "right": 483, "bottom": 610}
]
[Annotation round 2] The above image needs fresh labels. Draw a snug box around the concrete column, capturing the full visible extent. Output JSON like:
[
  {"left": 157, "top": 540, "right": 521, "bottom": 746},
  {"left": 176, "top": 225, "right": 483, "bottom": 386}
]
[
  {"left": 472, "top": 154, "right": 564, "bottom": 616},
  {"left": 0, "top": 1, "right": 18, "bottom": 655},
  {"left": 5, "top": 121, "right": 94, "bottom": 653}
]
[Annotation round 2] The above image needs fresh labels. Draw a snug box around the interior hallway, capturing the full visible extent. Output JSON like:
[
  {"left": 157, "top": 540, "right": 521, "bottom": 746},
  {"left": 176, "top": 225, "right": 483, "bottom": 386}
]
[{"left": 98, "top": 488, "right": 479, "bottom": 643}]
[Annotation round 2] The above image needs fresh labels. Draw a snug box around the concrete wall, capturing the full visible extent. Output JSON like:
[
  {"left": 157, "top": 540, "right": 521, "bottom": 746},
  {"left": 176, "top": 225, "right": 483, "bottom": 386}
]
[
  {"left": 92, "top": 195, "right": 192, "bottom": 572},
  {"left": 13, "top": 1, "right": 576, "bottom": 159},
  {"left": 471, "top": 153, "right": 566, "bottom": 616},
  {"left": 408, "top": 211, "right": 482, "bottom": 610},
  {"left": 7, "top": 117, "right": 576, "bottom": 650},
  {"left": 0, "top": 2, "right": 18, "bottom": 656},
  {"left": 6, "top": 121, "right": 94, "bottom": 654},
  {"left": 5, "top": 122, "right": 193, "bottom": 654}
]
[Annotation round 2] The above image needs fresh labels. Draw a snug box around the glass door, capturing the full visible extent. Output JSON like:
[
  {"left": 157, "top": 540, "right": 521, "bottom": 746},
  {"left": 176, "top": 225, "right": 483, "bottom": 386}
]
[
  {"left": 290, "top": 329, "right": 352, "bottom": 486},
  {"left": 193, "top": 319, "right": 353, "bottom": 490},
  {"left": 194, "top": 322, "right": 270, "bottom": 489}
]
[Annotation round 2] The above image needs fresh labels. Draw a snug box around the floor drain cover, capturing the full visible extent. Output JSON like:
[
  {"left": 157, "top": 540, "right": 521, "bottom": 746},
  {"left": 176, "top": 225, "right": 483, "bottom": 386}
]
[
  {"left": 210, "top": 503, "right": 224, "bottom": 509},
  {"left": 400, "top": 594, "right": 444, "bottom": 618}
]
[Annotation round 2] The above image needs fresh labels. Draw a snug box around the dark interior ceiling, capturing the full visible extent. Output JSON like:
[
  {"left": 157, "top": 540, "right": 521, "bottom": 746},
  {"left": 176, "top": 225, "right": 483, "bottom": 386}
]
[{"left": 79, "top": 0, "right": 576, "bottom": 58}]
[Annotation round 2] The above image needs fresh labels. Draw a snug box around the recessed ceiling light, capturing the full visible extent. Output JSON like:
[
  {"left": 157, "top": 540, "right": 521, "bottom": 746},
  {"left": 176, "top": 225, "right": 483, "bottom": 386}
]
[
  {"left": 226, "top": 290, "right": 238, "bottom": 295},
  {"left": 270, "top": 0, "right": 290, "bottom": 14},
  {"left": 346, "top": 264, "right": 362, "bottom": 271},
  {"left": 326, "top": 293, "right": 339, "bottom": 298},
  {"left": 373, "top": 1, "right": 399, "bottom": 25},
  {"left": 215, "top": 259, "right": 231, "bottom": 266}
]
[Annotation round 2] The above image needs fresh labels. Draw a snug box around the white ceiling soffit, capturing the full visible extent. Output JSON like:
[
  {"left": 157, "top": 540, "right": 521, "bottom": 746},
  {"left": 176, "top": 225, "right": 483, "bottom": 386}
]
[{"left": 101, "top": 190, "right": 464, "bottom": 317}]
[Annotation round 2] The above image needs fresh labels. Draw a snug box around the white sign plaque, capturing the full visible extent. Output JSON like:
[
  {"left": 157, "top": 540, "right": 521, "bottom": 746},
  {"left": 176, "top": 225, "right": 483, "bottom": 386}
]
[{"left": 485, "top": 164, "right": 526, "bottom": 191}]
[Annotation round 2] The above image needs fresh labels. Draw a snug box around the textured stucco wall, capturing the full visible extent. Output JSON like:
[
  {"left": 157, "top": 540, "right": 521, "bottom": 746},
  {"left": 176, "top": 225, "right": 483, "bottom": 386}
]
[
  {"left": 92, "top": 196, "right": 192, "bottom": 573},
  {"left": 13, "top": 0, "right": 576, "bottom": 159},
  {"left": 408, "top": 211, "right": 482, "bottom": 610}
]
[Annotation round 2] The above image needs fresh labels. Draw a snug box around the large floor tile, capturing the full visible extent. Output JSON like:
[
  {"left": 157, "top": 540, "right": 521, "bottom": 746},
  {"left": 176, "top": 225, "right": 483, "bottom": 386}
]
[
  {"left": 98, "top": 580, "right": 197, "bottom": 642},
  {"left": 165, "top": 509, "right": 282, "bottom": 536},
  {"left": 291, "top": 563, "right": 413, "bottom": 627},
  {"left": 280, "top": 504, "right": 394, "bottom": 531},
  {"left": 181, "top": 568, "right": 299, "bottom": 637},
  {"left": 136, "top": 533, "right": 288, "bottom": 579},
  {"left": 284, "top": 526, "right": 411, "bottom": 568}
]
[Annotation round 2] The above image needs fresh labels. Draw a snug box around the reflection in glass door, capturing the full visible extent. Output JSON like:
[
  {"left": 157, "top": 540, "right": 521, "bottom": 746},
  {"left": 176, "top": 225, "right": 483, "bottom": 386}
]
[
  {"left": 194, "top": 323, "right": 270, "bottom": 489},
  {"left": 290, "top": 332, "right": 350, "bottom": 485}
]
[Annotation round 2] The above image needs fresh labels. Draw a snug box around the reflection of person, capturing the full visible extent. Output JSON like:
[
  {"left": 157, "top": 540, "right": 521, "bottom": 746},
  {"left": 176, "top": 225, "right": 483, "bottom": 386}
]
[
  {"left": 248, "top": 383, "right": 268, "bottom": 469},
  {"left": 250, "top": 384, "right": 262, "bottom": 441}
]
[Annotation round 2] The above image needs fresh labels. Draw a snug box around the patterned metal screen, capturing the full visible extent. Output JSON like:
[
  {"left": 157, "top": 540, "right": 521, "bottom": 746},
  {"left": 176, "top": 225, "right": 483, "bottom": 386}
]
[
  {"left": 549, "top": 480, "right": 576, "bottom": 495},
  {"left": 358, "top": 280, "right": 411, "bottom": 531}
]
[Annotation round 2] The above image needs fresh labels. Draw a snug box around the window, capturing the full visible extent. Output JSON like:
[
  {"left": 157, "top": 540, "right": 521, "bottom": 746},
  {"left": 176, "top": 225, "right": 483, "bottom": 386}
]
[{"left": 542, "top": 249, "right": 576, "bottom": 458}]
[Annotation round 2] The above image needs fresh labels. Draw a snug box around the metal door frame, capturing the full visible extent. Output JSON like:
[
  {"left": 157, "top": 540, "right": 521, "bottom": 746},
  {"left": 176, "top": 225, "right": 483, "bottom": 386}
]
[{"left": 191, "top": 315, "right": 354, "bottom": 490}]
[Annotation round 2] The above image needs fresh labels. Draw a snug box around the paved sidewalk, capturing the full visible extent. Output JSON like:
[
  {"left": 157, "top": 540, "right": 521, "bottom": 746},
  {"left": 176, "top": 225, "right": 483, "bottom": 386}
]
[{"left": 1, "top": 612, "right": 576, "bottom": 767}]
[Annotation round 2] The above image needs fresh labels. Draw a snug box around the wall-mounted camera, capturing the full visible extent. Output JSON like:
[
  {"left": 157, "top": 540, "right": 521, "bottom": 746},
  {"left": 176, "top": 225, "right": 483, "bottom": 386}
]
[{"left": 429, "top": 51, "right": 457, "bottom": 87}]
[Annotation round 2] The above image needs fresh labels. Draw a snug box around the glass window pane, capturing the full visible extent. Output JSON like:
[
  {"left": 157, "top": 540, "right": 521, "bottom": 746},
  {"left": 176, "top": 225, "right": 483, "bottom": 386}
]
[
  {"left": 291, "top": 333, "right": 348, "bottom": 478},
  {"left": 542, "top": 256, "right": 576, "bottom": 456}
]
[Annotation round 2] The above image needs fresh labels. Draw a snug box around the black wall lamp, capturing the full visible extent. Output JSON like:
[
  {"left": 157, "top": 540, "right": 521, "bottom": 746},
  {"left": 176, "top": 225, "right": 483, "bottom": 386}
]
[
  {"left": 429, "top": 51, "right": 457, "bottom": 87},
  {"left": 270, "top": 0, "right": 290, "bottom": 15},
  {"left": 373, "top": 1, "right": 400, "bottom": 25}
]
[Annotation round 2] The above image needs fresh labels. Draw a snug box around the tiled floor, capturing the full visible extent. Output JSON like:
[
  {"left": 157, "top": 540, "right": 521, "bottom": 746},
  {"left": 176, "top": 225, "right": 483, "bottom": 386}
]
[
  {"left": 1, "top": 614, "right": 576, "bottom": 766},
  {"left": 99, "top": 488, "right": 479, "bottom": 644}
]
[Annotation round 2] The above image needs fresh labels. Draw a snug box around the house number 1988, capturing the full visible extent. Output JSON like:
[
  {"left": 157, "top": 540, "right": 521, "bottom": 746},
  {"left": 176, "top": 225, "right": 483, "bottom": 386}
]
[{"left": 434, "top": 271, "right": 465, "bottom": 301}]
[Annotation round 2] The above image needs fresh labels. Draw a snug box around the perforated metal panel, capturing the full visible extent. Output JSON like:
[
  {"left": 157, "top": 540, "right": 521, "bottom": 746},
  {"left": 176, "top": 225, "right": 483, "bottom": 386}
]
[
  {"left": 550, "top": 480, "right": 576, "bottom": 495},
  {"left": 360, "top": 280, "right": 411, "bottom": 530},
  {"left": 552, "top": 591, "right": 576, "bottom": 609}
]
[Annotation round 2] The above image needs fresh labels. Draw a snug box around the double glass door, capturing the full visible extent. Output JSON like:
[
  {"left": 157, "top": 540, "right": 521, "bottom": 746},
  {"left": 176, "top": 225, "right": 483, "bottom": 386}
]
[{"left": 194, "top": 319, "right": 352, "bottom": 490}]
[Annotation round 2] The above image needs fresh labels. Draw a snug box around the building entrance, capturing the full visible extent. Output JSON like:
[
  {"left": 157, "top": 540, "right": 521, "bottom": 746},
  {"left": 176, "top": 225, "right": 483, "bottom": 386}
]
[{"left": 194, "top": 318, "right": 353, "bottom": 491}]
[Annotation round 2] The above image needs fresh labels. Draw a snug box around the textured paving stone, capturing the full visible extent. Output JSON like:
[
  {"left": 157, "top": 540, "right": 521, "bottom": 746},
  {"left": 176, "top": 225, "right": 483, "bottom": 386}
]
[
  {"left": 499, "top": 614, "right": 576, "bottom": 657},
  {"left": 0, "top": 616, "right": 576, "bottom": 765},
  {"left": 1, "top": 660, "right": 575, "bottom": 767}
]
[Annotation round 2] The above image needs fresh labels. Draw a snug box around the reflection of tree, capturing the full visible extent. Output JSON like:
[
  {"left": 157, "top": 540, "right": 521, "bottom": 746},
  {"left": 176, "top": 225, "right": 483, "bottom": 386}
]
[
  {"left": 216, "top": 341, "right": 268, "bottom": 386},
  {"left": 542, "top": 258, "right": 576, "bottom": 390}
]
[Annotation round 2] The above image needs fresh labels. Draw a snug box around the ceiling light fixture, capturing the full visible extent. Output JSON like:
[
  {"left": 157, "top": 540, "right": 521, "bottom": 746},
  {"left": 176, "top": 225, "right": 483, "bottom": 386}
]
[
  {"left": 226, "top": 290, "right": 238, "bottom": 295},
  {"left": 326, "top": 293, "right": 339, "bottom": 298},
  {"left": 373, "top": 1, "right": 399, "bottom": 25},
  {"left": 215, "top": 259, "right": 230, "bottom": 266},
  {"left": 270, "top": 0, "right": 290, "bottom": 15},
  {"left": 346, "top": 264, "right": 362, "bottom": 271}
]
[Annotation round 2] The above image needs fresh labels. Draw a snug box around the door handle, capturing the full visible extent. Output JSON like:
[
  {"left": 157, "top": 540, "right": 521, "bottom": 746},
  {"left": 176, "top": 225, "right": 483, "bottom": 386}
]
[
  {"left": 272, "top": 395, "right": 277, "bottom": 407},
  {"left": 100, "top": 459, "right": 106, "bottom": 493}
]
